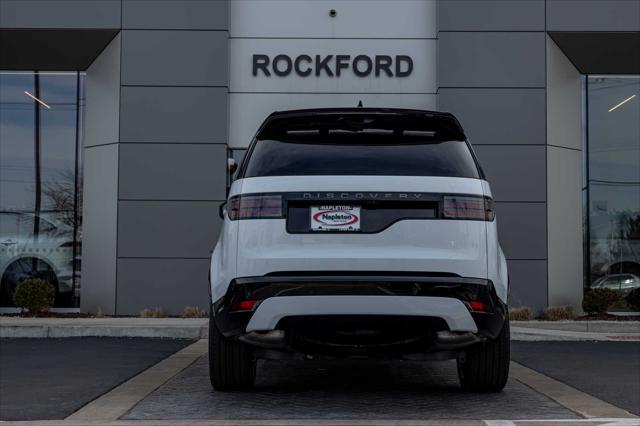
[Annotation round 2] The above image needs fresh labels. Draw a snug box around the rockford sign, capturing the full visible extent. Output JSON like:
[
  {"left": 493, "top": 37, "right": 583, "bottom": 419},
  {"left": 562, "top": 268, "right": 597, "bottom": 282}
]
[{"left": 252, "top": 54, "right": 414, "bottom": 78}]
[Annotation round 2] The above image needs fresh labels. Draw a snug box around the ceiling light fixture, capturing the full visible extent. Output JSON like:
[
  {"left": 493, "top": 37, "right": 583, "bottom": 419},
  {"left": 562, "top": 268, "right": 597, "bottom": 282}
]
[
  {"left": 608, "top": 94, "right": 636, "bottom": 112},
  {"left": 24, "top": 91, "right": 51, "bottom": 109}
]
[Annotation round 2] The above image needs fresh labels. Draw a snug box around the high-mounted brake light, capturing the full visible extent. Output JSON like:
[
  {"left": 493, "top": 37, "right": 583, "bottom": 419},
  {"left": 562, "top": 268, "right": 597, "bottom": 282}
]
[
  {"left": 228, "top": 194, "right": 283, "bottom": 220},
  {"left": 443, "top": 196, "right": 495, "bottom": 221}
]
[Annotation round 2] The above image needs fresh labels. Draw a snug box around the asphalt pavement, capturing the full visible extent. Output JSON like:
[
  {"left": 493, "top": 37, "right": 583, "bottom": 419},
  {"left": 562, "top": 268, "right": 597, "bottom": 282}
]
[
  {"left": 0, "top": 338, "right": 194, "bottom": 420},
  {"left": 511, "top": 341, "right": 640, "bottom": 415},
  {"left": 0, "top": 339, "right": 638, "bottom": 422}
]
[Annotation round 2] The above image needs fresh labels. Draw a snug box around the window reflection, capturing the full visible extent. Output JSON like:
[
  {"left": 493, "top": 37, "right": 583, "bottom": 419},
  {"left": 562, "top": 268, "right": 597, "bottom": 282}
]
[
  {"left": 0, "top": 72, "right": 83, "bottom": 308},
  {"left": 587, "top": 76, "right": 640, "bottom": 308}
]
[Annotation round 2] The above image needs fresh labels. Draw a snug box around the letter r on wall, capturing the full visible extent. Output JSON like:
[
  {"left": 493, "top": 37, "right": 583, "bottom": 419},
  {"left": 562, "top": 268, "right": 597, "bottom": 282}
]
[{"left": 253, "top": 54, "right": 271, "bottom": 76}]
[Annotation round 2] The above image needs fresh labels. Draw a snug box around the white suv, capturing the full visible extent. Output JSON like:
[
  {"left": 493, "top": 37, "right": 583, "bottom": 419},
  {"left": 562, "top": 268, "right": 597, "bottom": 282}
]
[{"left": 209, "top": 108, "right": 509, "bottom": 392}]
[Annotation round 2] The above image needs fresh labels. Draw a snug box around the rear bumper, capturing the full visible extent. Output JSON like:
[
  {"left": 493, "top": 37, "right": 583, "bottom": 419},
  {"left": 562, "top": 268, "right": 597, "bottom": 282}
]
[
  {"left": 247, "top": 295, "right": 477, "bottom": 332},
  {"left": 212, "top": 274, "right": 507, "bottom": 341}
]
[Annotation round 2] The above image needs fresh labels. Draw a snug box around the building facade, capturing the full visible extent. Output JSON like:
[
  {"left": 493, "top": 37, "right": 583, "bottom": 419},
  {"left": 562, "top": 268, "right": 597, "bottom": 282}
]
[{"left": 0, "top": 0, "right": 638, "bottom": 314}]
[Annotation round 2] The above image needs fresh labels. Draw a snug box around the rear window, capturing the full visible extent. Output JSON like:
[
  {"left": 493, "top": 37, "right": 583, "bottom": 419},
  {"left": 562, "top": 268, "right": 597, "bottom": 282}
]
[{"left": 242, "top": 133, "right": 480, "bottom": 179}]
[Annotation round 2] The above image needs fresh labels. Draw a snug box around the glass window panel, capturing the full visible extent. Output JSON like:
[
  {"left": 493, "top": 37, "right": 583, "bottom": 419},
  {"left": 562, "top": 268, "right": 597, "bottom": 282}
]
[
  {"left": 0, "top": 71, "right": 83, "bottom": 309},
  {"left": 0, "top": 73, "right": 36, "bottom": 211},
  {"left": 587, "top": 76, "right": 640, "bottom": 307}
]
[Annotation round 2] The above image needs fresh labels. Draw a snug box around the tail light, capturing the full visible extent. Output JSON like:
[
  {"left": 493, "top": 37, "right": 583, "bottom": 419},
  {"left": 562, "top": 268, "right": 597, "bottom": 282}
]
[
  {"left": 228, "top": 194, "right": 283, "bottom": 220},
  {"left": 467, "top": 301, "right": 486, "bottom": 312},
  {"left": 229, "top": 300, "right": 258, "bottom": 312},
  {"left": 443, "top": 196, "right": 495, "bottom": 221}
]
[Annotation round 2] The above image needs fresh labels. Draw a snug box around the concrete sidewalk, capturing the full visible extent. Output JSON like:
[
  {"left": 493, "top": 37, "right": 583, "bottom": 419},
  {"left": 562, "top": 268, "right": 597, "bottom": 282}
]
[{"left": 1, "top": 317, "right": 638, "bottom": 340}]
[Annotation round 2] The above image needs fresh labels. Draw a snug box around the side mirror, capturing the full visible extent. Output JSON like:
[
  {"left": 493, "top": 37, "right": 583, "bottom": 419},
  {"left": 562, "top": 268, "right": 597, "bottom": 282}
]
[
  {"left": 227, "top": 158, "right": 238, "bottom": 175},
  {"left": 218, "top": 201, "right": 227, "bottom": 219}
]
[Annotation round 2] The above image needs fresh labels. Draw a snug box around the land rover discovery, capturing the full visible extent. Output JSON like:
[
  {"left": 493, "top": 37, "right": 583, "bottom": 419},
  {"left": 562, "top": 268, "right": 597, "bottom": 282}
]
[{"left": 208, "top": 108, "right": 509, "bottom": 392}]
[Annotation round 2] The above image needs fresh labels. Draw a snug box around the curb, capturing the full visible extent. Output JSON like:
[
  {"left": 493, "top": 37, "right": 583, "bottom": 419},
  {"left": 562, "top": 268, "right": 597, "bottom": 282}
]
[
  {"left": 0, "top": 318, "right": 208, "bottom": 339},
  {"left": 1, "top": 318, "right": 639, "bottom": 340},
  {"left": 511, "top": 326, "right": 640, "bottom": 342},
  {"left": 511, "top": 320, "right": 640, "bottom": 333}
]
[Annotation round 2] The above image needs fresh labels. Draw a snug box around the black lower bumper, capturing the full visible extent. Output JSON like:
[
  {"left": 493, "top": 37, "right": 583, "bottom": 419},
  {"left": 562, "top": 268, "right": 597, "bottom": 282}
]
[{"left": 213, "top": 273, "right": 507, "bottom": 343}]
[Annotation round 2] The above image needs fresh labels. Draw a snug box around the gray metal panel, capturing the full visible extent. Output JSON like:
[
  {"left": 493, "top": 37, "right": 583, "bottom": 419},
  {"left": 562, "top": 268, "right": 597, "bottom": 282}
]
[
  {"left": 119, "top": 86, "right": 228, "bottom": 143},
  {"left": 546, "top": 36, "right": 582, "bottom": 151},
  {"left": 230, "top": 0, "right": 436, "bottom": 39},
  {"left": 116, "top": 258, "right": 209, "bottom": 315},
  {"left": 80, "top": 38, "right": 121, "bottom": 314},
  {"left": 438, "top": 89, "right": 545, "bottom": 145},
  {"left": 438, "top": 32, "right": 545, "bottom": 88},
  {"left": 0, "top": 0, "right": 121, "bottom": 29},
  {"left": 438, "top": 0, "right": 544, "bottom": 31},
  {"left": 474, "top": 145, "right": 546, "bottom": 202},
  {"left": 119, "top": 144, "right": 227, "bottom": 201},
  {"left": 84, "top": 34, "right": 120, "bottom": 148},
  {"left": 547, "top": 147, "right": 583, "bottom": 308},
  {"left": 80, "top": 144, "right": 119, "bottom": 314},
  {"left": 122, "top": 0, "right": 227, "bottom": 30},
  {"left": 546, "top": 0, "right": 640, "bottom": 32},
  {"left": 507, "top": 260, "right": 548, "bottom": 311},
  {"left": 121, "top": 30, "right": 228, "bottom": 87},
  {"left": 495, "top": 202, "right": 547, "bottom": 260},
  {"left": 117, "top": 201, "right": 222, "bottom": 258}
]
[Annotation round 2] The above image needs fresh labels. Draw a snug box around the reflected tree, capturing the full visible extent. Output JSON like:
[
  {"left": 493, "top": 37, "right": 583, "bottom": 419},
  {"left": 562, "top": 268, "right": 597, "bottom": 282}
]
[{"left": 42, "top": 169, "right": 82, "bottom": 230}]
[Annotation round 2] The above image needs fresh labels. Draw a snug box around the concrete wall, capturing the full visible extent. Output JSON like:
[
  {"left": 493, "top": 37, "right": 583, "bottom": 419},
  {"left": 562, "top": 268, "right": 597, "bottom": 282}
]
[
  {"left": 228, "top": 0, "right": 437, "bottom": 147},
  {"left": 0, "top": 0, "right": 120, "bottom": 29}
]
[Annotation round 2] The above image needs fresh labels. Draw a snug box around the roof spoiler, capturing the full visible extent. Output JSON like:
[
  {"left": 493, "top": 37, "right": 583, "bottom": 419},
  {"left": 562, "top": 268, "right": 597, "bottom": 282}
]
[{"left": 257, "top": 108, "right": 466, "bottom": 141}]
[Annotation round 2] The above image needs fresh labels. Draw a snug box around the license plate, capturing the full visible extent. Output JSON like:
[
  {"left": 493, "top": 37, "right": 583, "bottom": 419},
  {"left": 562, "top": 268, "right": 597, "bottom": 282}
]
[{"left": 310, "top": 205, "right": 361, "bottom": 232}]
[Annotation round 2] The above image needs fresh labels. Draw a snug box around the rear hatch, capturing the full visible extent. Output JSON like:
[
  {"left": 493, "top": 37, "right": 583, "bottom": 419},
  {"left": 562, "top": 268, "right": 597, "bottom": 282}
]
[
  {"left": 231, "top": 109, "right": 492, "bottom": 279},
  {"left": 234, "top": 176, "right": 489, "bottom": 278}
]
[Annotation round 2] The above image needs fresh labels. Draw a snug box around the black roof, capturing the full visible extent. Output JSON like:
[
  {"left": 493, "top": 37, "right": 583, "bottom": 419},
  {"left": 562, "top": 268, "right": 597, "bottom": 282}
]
[
  {"left": 266, "top": 107, "right": 457, "bottom": 119},
  {"left": 257, "top": 107, "right": 466, "bottom": 141}
]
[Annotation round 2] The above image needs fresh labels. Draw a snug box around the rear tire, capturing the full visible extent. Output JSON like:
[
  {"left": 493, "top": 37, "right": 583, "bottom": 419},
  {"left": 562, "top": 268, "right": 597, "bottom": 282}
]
[
  {"left": 208, "top": 309, "right": 255, "bottom": 391},
  {"left": 457, "top": 320, "right": 510, "bottom": 392}
]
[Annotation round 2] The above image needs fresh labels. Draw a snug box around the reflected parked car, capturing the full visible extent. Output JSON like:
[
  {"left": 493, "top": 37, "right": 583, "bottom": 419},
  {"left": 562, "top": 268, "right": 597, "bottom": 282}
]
[
  {"left": 592, "top": 273, "right": 640, "bottom": 295},
  {"left": 0, "top": 211, "right": 79, "bottom": 307}
]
